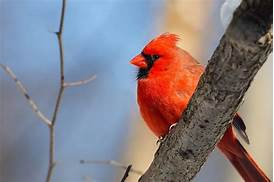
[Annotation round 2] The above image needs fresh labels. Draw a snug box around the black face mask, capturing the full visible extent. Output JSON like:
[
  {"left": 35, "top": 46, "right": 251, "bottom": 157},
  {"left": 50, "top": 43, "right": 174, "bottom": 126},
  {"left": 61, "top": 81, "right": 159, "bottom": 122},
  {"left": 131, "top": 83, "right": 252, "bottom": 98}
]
[{"left": 136, "top": 52, "right": 160, "bottom": 80}]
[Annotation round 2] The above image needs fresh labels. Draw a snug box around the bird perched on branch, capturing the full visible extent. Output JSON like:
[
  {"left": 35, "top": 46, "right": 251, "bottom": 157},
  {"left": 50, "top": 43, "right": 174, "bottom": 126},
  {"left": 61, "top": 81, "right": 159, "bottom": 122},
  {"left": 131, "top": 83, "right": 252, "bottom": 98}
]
[{"left": 130, "top": 33, "right": 270, "bottom": 182}]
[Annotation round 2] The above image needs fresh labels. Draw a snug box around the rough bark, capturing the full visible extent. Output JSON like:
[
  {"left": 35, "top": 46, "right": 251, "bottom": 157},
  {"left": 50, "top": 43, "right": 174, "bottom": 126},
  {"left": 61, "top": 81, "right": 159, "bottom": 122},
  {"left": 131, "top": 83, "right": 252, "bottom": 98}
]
[{"left": 139, "top": 0, "right": 272, "bottom": 181}]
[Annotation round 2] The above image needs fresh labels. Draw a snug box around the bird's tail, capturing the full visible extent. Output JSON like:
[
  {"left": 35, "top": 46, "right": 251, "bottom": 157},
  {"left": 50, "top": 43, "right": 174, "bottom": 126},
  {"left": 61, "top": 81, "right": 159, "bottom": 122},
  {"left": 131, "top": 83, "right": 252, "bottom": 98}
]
[{"left": 218, "top": 126, "right": 270, "bottom": 182}]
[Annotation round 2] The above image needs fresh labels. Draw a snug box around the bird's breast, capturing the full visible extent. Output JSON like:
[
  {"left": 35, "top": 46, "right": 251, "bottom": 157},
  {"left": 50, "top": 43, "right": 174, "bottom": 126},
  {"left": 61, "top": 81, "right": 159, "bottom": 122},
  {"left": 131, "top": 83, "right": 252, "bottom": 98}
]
[{"left": 136, "top": 78, "right": 184, "bottom": 137}]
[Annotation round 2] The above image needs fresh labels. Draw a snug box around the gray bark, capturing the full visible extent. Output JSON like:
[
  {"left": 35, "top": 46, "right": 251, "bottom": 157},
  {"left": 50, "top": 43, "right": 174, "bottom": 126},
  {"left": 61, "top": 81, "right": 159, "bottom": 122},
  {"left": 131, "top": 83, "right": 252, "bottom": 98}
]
[{"left": 139, "top": 0, "right": 272, "bottom": 181}]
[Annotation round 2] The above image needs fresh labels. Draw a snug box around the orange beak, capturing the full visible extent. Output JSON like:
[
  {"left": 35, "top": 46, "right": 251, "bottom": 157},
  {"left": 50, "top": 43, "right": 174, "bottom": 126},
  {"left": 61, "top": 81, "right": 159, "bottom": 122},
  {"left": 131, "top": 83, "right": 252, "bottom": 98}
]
[{"left": 130, "top": 54, "right": 147, "bottom": 69}]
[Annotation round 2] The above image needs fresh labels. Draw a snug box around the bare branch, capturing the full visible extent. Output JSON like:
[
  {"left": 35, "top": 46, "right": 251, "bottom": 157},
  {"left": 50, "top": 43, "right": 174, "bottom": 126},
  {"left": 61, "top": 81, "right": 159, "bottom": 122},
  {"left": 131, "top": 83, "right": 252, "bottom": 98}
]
[
  {"left": 80, "top": 160, "right": 143, "bottom": 175},
  {"left": 139, "top": 0, "right": 272, "bottom": 181},
  {"left": 64, "top": 75, "right": 96, "bottom": 88},
  {"left": 0, "top": 64, "right": 51, "bottom": 126},
  {"left": 121, "top": 165, "right": 132, "bottom": 182},
  {"left": 51, "top": 0, "right": 66, "bottom": 126},
  {"left": 58, "top": 0, "right": 66, "bottom": 35},
  {"left": 46, "top": 0, "right": 67, "bottom": 181},
  {"left": 2, "top": 0, "right": 96, "bottom": 181}
]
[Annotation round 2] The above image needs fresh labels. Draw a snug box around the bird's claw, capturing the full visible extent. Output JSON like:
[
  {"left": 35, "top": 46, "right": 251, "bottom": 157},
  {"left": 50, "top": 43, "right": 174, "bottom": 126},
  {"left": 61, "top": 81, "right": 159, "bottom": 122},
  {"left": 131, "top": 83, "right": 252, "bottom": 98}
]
[
  {"left": 169, "top": 123, "right": 177, "bottom": 132},
  {"left": 156, "top": 136, "right": 166, "bottom": 145},
  {"left": 156, "top": 123, "right": 178, "bottom": 145}
]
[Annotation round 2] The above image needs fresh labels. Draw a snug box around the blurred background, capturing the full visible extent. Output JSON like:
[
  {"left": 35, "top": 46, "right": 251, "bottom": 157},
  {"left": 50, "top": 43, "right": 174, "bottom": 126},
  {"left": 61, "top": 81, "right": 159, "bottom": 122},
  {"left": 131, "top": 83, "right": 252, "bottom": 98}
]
[{"left": 0, "top": 0, "right": 272, "bottom": 182}]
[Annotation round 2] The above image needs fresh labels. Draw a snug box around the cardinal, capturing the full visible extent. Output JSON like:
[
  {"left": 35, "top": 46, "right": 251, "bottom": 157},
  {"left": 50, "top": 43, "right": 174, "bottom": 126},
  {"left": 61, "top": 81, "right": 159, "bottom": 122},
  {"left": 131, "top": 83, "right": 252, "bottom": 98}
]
[{"left": 130, "top": 33, "right": 269, "bottom": 182}]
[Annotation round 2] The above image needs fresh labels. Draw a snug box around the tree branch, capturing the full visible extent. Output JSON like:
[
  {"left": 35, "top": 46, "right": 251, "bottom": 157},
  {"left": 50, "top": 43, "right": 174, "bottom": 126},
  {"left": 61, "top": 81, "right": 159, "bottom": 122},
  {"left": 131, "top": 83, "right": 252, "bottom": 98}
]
[
  {"left": 121, "top": 165, "right": 132, "bottom": 182},
  {"left": 0, "top": 64, "right": 51, "bottom": 126},
  {"left": 46, "top": 0, "right": 66, "bottom": 181},
  {"left": 80, "top": 160, "right": 143, "bottom": 175},
  {"left": 1, "top": 0, "right": 96, "bottom": 181},
  {"left": 64, "top": 75, "right": 96, "bottom": 88},
  {"left": 139, "top": 0, "right": 272, "bottom": 181}
]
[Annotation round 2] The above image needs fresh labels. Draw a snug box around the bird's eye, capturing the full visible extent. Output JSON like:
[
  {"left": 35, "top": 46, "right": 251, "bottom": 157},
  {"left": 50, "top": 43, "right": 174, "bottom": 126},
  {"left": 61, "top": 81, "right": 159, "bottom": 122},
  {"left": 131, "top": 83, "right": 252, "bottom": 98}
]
[
  {"left": 151, "top": 55, "right": 160, "bottom": 61},
  {"left": 141, "top": 52, "right": 160, "bottom": 62}
]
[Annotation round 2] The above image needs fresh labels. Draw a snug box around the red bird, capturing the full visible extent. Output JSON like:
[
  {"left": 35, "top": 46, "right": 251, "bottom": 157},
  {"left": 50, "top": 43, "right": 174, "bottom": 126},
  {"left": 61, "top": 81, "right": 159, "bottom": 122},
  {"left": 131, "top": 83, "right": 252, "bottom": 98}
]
[{"left": 130, "top": 33, "right": 270, "bottom": 182}]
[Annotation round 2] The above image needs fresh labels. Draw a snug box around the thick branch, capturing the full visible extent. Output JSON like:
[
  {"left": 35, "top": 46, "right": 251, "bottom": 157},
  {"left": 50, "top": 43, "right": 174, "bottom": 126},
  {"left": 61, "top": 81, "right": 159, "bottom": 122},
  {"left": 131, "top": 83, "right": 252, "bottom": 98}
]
[{"left": 139, "top": 0, "right": 272, "bottom": 181}]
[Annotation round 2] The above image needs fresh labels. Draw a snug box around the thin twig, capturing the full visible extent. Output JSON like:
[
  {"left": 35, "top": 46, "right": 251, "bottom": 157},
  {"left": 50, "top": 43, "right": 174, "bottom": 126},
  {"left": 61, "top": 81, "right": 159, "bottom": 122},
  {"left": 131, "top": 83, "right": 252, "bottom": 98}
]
[
  {"left": 0, "top": 64, "right": 51, "bottom": 125},
  {"left": 120, "top": 165, "right": 132, "bottom": 182},
  {"left": 46, "top": 0, "right": 66, "bottom": 181},
  {"left": 1, "top": 0, "right": 96, "bottom": 181},
  {"left": 64, "top": 75, "right": 96, "bottom": 88},
  {"left": 80, "top": 160, "right": 143, "bottom": 175},
  {"left": 51, "top": 0, "right": 66, "bottom": 126}
]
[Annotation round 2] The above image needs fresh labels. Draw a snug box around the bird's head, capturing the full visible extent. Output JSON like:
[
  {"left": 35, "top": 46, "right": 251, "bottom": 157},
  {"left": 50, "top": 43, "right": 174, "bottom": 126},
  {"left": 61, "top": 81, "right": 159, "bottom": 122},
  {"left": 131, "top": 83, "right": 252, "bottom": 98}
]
[{"left": 130, "top": 33, "right": 180, "bottom": 79}]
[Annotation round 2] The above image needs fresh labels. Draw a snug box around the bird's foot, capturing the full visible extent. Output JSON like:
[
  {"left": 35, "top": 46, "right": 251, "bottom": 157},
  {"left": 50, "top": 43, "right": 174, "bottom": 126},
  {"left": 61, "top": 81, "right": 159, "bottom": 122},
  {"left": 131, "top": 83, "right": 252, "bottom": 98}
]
[
  {"left": 156, "top": 136, "right": 166, "bottom": 145},
  {"left": 169, "top": 123, "right": 177, "bottom": 132},
  {"left": 156, "top": 123, "right": 178, "bottom": 145}
]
